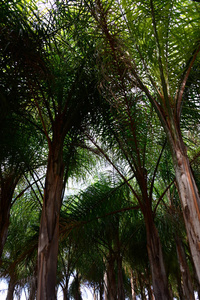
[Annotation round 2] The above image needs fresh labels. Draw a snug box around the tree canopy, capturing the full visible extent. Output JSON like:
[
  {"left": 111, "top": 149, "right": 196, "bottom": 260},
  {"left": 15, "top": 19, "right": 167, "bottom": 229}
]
[{"left": 0, "top": 0, "right": 200, "bottom": 299}]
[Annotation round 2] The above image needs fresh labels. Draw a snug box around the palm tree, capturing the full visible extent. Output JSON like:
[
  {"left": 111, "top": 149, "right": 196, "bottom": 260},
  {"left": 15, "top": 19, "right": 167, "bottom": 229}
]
[
  {"left": 0, "top": 0, "right": 48, "bottom": 261},
  {"left": 86, "top": 0, "right": 200, "bottom": 284},
  {"left": 0, "top": 187, "right": 40, "bottom": 300},
  {"left": 85, "top": 87, "right": 174, "bottom": 298},
  {"left": 0, "top": 0, "right": 106, "bottom": 297},
  {"left": 61, "top": 176, "right": 149, "bottom": 299}
]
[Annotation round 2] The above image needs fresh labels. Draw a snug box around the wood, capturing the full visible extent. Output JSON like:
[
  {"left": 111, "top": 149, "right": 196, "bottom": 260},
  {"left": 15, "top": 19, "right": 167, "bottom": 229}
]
[
  {"left": 170, "top": 133, "right": 200, "bottom": 284},
  {"left": 175, "top": 235, "right": 195, "bottom": 300},
  {"left": 144, "top": 211, "right": 171, "bottom": 300},
  {"left": 37, "top": 141, "right": 64, "bottom": 300}
]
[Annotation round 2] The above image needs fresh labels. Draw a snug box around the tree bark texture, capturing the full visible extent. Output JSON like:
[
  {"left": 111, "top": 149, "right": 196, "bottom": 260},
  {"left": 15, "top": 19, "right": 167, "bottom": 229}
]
[
  {"left": 62, "top": 280, "right": 69, "bottom": 300},
  {"left": 6, "top": 276, "right": 16, "bottom": 300},
  {"left": 29, "top": 275, "right": 37, "bottom": 300},
  {"left": 99, "top": 279, "right": 104, "bottom": 300},
  {"left": 175, "top": 235, "right": 195, "bottom": 299},
  {"left": 145, "top": 212, "right": 171, "bottom": 300},
  {"left": 117, "top": 254, "right": 125, "bottom": 300},
  {"left": 172, "top": 137, "right": 200, "bottom": 284},
  {"left": 104, "top": 252, "right": 117, "bottom": 300},
  {"left": 130, "top": 269, "right": 136, "bottom": 300},
  {"left": 37, "top": 142, "right": 64, "bottom": 300}
]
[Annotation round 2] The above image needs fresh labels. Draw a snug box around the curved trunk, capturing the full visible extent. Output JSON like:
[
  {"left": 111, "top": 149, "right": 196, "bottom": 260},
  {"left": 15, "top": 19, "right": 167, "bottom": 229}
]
[
  {"left": 37, "top": 143, "right": 64, "bottom": 300},
  {"left": 144, "top": 211, "right": 171, "bottom": 300}
]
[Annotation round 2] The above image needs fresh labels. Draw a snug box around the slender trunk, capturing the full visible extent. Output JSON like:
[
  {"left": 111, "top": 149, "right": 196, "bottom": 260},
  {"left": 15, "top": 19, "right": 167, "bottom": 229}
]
[
  {"left": 104, "top": 270, "right": 108, "bottom": 300},
  {"left": 62, "top": 278, "right": 69, "bottom": 300},
  {"left": 177, "top": 270, "right": 184, "bottom": 300},
  {"left": 93, "top": 287, "right": 97, "bottom": 300},
  {"left": 6, "top": 276, "right": 16, "bottom": 300},
  {"left": 104, "top": 251, "right": 117, "bottom": 300},
  {"left": 117, "top": 254, "right": 125, "bottom": 300},
  {"left": 29, "top": 275, "right": 37, "bottom": 300},
  {"left": 172, "top": 139, "right": 200, "bottom": 284},
  {"left": 144, "top": 211, "right": 171, "bottom": 300},
  {"left": 160, "top": 114, "right": 200, "bottom": 284},
  {"left": 138, "top": 273, "right": 146, "bottom": 300},
  {"left": 63, "top": 290, "right": 68, "bottom": 300},
  {"left": 146, "top": 268, "right": 154, "bottom": 300},
  {"left": 74, "top": 273, "right": 82, "bottom": 300},
  {"left": 175, "top": 234, "right": 195, "bottom": 299},
  {"left": 99, "top": 279, "right": 103, "bottom": 300},
  {"left": 37, "top": 142, "right": 64, "bottom": 300},
  {"left": 130, "top": 269, "right": 136, "bottom": 300}
]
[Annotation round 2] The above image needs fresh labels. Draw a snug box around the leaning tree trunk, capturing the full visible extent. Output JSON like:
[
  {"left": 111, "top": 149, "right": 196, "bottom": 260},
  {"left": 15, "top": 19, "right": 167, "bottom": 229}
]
[
  {"left": 37, "top": 141, "right": 64, "bottom": 300},
  {"left": 168, "top": 124, "right": 200, "bottom": 284},
  {"left": 144, "top": 210, "right": 171, "bottom": 300}
]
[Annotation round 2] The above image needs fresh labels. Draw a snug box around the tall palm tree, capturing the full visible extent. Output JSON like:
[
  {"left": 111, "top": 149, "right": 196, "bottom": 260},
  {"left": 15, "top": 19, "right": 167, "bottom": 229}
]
[{"left": 86, "top": 0, "right": 200, "bottom": 284}]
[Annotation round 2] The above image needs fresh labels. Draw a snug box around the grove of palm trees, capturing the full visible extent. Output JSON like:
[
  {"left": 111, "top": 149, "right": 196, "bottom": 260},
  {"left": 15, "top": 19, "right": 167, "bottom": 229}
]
[{"left": 0, "top": 0, "right": 200, "bottom": 299}]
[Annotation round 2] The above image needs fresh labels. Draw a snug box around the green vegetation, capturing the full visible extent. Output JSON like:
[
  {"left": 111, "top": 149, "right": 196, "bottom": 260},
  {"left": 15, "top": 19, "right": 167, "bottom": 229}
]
[{"left": 0, "top": 0, "right": 200, "bottom": 299}]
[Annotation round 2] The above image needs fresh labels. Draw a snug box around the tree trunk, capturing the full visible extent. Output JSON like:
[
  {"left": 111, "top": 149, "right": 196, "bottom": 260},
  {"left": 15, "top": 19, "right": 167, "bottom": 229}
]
[
  {"left": 93, "top": 287, "right": 97, "bottom": 300},
  {"left": 171, "top": 137, "right": 200, "bottom": 284},
  {"left": 175, "top": 235, "right": 195, "bottom": 299},
  {"left": 74, "top": 273, "right": 82, "bottom": 300},
  {"left": 37, "top": 142, "right": 64, "bottom": 300},
  {"left": 138, "top": 273, "right": 146, "bottom": 300},
  {"left": 176, "top": 270, "right": 184, "bottom": 300},
  {"left": 144, "top": 211, "right": 171, "bottom": 300},
  {"left": 117, "top": 254, "right": 125, "bottom": 300},
  {"left": 62, "top": 279, "right": 70, "bottom": 300},
  {"left": 29, "top": 275, "right": 37, "bottom": 300},
  {"left": 104, "top": 251, "right": 117, "bottom": 300},
  {"left": 6, "top": 276, "right": 16, "bottom": 300},
  {"left": 130, "top": 269, "right": 136, "bottom": 300},
  {"left": 146, "top": 268, "right": 154, "bottom": 300},
  {"left": 99, "top": 279, "right": 104, "bottom": 300},
  {"left": 63, "top": 289, "right": 69, "bottom": 300}
]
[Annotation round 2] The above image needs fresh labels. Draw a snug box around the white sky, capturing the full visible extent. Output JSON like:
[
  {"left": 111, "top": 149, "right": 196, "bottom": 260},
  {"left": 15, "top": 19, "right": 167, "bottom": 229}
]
[{"left": 0, "top": 280, "right": 93, "bottom": 300}]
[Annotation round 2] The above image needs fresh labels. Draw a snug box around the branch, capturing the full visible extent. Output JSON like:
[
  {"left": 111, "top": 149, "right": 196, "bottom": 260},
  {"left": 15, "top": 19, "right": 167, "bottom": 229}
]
[
  {"left": 150, "top": 0, "right": 170, "bottom": 109},
  {"left": 153, "top": 179, "right": 175, "bottom": 215},
  {"left": 176, "top": 44, "right": 200, "bottom": 118},
  {"left": 11, "top": 175, "right": 45, "bottom": 207},
  {"left": 85, "top": 132, "right": 142, "bottom": 207},
  {"left": 149, "top": 139, "right": 167, "bottom": 202}
]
